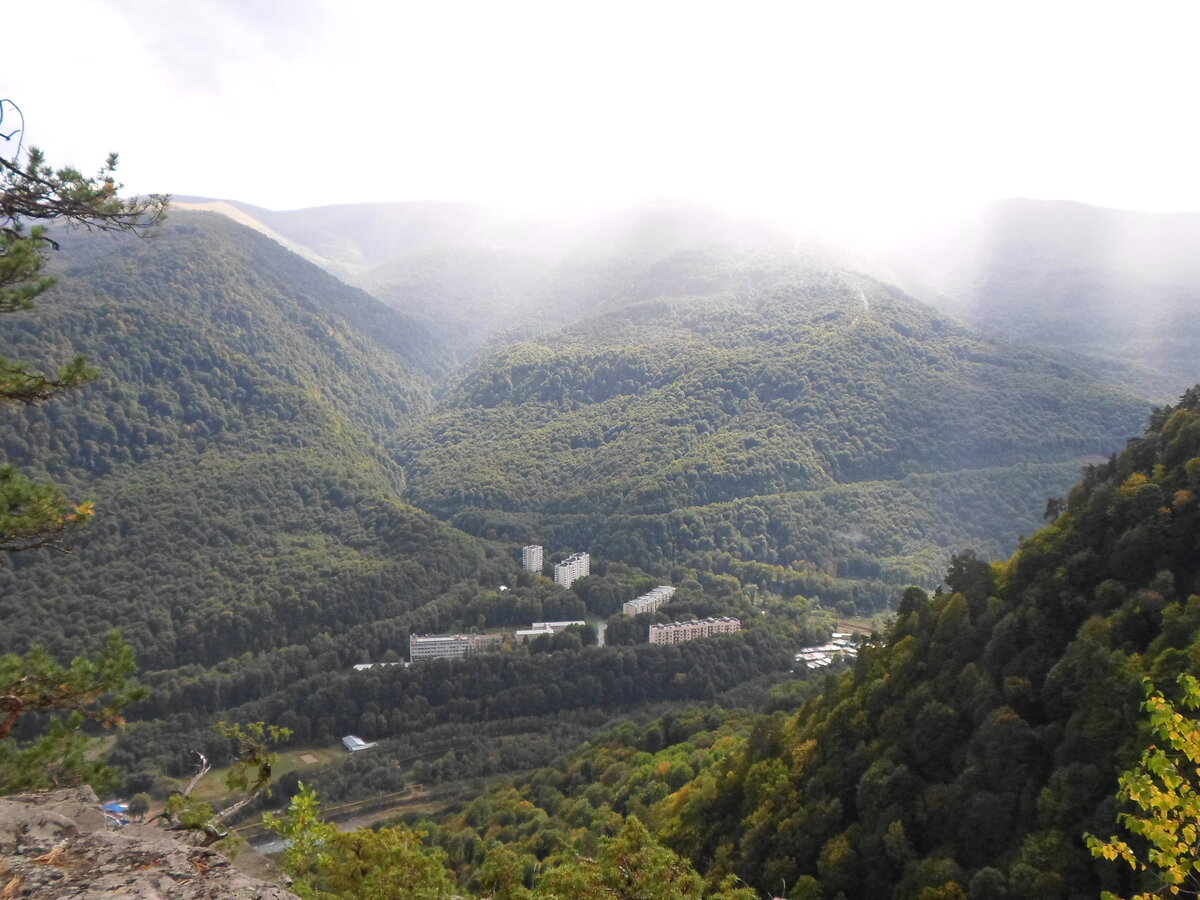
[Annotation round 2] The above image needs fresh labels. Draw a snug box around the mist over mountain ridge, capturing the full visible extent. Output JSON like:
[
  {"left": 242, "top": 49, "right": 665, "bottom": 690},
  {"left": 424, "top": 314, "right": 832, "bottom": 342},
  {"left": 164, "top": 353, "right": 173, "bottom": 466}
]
[{"left": 177, "top": 196, "right": 1200, "bottom": 402}]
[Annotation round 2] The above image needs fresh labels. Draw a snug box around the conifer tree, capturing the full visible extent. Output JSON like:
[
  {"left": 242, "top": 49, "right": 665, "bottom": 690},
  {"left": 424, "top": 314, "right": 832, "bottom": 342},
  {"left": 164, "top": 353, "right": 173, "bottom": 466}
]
[
  {"left": 0, "top": 100, "right": 163, "bottom": 791},
  {"left": 0, "top": 97, "right": 167, "bottom": 550},
  {"left": 0, "top": 630, "right": 144, "bottom": 793}
]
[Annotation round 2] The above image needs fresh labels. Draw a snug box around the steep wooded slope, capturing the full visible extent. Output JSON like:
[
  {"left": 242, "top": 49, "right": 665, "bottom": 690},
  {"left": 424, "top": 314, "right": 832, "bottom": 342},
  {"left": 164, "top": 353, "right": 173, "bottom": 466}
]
[
  {"left": 0, "top": 211, "right": 484, "bottom": 670},
  {"left": 174, "top": 199, "right": 569, "bottom": 358},
  {"left": 655, "top": 388, "right": 1200, "bottom": 899},
  {"left": 397, "top": 248, "right": 1149, "bottom": 605}
]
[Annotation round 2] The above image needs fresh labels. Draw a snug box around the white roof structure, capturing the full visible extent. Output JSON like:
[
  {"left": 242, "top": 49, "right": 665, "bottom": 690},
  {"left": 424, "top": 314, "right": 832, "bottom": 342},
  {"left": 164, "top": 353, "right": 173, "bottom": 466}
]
[
  {"left": 795, "top": 639, "right": 857, "bottom": 669},
  {"left": 342, "top": 735, "right": 377, "bottom": 752}
]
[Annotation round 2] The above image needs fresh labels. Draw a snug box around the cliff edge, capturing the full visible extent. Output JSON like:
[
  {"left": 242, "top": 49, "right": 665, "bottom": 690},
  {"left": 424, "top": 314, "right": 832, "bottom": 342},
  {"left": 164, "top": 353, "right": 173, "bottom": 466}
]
[{"left": 0, "top": 786, "right": 298, "bottom": 899}]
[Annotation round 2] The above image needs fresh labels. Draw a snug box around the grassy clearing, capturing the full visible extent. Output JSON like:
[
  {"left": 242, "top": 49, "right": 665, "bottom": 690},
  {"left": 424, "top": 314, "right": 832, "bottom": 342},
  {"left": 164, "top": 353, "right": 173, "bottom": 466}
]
[
  {"left": 188, "top": 744, "right": 343, "bottom": 806},
  {"left": 838, "top": 615, "right": 884, "bottom": 636}
]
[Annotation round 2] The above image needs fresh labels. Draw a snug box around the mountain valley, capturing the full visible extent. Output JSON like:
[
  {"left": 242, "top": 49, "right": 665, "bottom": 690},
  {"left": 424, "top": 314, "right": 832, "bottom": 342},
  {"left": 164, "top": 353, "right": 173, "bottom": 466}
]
[{"left": 2, "top": 197, "right": 1197, "bottom": 899}]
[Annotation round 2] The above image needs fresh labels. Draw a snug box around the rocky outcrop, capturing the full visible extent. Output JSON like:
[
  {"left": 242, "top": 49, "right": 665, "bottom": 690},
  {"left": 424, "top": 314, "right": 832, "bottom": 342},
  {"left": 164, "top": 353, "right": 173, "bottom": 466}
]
[{"left": 0, "top": 786, "right": 299, "bottom": 899}]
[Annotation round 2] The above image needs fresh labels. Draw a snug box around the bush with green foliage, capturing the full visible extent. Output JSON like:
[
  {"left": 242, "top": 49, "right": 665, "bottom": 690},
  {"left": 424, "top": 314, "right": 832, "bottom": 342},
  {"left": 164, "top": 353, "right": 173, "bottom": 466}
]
[{"left": 1087, "top": 673, "right": 1200, "bottom": 900}]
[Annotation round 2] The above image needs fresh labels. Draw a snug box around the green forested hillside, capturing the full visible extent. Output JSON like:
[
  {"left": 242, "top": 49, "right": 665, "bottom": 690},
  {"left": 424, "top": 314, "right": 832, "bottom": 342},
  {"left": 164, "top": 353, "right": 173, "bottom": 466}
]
[
  {"left": 1, "top": 211, "right": 814, "bottom": 807},
  {"left": 4, "top": 197, "right": 1191, "bottom": 900},
  {"left": 413, "top": 388, "right": 1200, "bottom": 900},
  {"left": 652, "top": 388, "right": 1200, "bottom": 899},
  {"left": 0, "top": 210, "right": 482, "bottom": 670},
  {"left": 398, "top": 250, "right": 1149, "bottom": 608}
]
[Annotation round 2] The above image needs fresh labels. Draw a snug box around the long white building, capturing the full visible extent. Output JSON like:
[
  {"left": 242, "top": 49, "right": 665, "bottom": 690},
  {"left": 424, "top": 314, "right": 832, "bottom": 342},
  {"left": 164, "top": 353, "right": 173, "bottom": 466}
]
[
  {"left": 648, "top": 616, "right": 741, "bottom": 645},
  {"left": 409, "top": 632, "right": 503, "bottom": 662},
  {"left": 553, "top": 552, "right": 590, "bottom": 588},
  {"left": 522, "top": 544, "right": 543, "bottom": 573},
  {"left": 623, "top": 585, "right": 675, "bottom": 617}
]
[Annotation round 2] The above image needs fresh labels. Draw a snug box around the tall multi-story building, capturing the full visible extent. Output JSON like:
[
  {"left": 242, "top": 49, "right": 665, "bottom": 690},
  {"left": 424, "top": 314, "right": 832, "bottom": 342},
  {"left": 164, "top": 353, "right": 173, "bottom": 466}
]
[
  {"left": 648, "top": 616, "right": 741, "bottom": 645},
  {"left": 553, "top": 552, "right": 590, "bottom": 588},
  {"left": 409, "top": 632, "right": 503, "bottom": 662},
  {"left": 521, "top": 544, "right": 543, "bottom": 573},
  {"left": 623, "top": 585, "right": 675, "bottom": 617}
]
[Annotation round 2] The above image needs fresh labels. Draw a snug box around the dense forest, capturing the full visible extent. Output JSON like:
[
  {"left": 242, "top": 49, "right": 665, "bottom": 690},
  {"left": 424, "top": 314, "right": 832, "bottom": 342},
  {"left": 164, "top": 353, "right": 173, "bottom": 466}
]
[
  {"left": 199, "top": 197, "right": 1200, "bottom": 404},
  {"left": 1, "top": 209, "right": 1147, "bottom": 673}
]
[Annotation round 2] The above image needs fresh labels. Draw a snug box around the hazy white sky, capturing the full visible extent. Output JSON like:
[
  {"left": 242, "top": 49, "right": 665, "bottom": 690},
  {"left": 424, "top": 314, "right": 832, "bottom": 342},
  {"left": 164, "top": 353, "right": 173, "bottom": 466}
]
[{"left": 5, "top": 0, "right": 1198, "bottom": 227}]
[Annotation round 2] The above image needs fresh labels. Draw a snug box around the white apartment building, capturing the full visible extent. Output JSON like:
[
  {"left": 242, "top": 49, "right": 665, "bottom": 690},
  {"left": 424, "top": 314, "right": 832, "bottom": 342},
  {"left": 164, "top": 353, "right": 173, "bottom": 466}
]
[
  {"left": 522, "top": 544, "right": 543, "bottom": 573},
  {"left": 553, "top": 552, "right": 590, "bottom": 588},
  {"left": 409, "top": 632, "right": 503, "bottom": 662},
  {"left": 623, "top": 585, "right": 676, "bottom": 617},
  {"left": 648, "top": 616, "right": 741, "bottom": 645}
]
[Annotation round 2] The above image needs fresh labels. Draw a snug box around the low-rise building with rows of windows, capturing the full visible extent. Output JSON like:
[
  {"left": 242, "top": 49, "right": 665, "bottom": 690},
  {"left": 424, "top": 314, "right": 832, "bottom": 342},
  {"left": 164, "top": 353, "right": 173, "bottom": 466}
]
[
  {"left": 623, "top": 585, "right": 675, "bottom": 616},
  {"left": 648, "top": 616, "right": 741, "bottom": 644},
  {"left": 408, "top": 631, "right": 504, "bottom": 662}
]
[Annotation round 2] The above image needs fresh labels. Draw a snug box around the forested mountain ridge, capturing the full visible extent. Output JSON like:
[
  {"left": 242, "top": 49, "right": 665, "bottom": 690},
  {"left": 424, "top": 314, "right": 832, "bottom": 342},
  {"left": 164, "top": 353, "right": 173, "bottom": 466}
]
[
  {"left": 174, "top": 199, "right": 809, "bottom": 359},
  {"left": 160, "top": 200, "right": 1158, "bottom": 611},
  {"left": 0, "top": 202, "right": 1157, "bottom": 684},
  {"left": 397, "top": 249, "right": 1150, "bottom": 606},
  {"left": 181, "top": 197, "right": 1200, "bottom": 406},
  {"left": 0, "top": 210, "right": 486, "bottom": 670},
  {"left": 3, "top": 191, "right": 1196, "bottom": 899},
  {"left": 415, "top": 388, "right": 1200, "bottom": 900}
]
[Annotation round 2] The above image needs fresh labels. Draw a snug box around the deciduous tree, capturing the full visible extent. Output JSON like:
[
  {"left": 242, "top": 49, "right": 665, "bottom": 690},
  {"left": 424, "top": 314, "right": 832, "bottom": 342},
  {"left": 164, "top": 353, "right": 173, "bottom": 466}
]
[
  {"left": 0, "top": 630, "right": 144, "bottom": 793},
  {"left": 1086, "top": 674, "right": 1200, "bottom": 899},
  {"left": 266, "top": 782, "right": 455, "bottom": 900}
]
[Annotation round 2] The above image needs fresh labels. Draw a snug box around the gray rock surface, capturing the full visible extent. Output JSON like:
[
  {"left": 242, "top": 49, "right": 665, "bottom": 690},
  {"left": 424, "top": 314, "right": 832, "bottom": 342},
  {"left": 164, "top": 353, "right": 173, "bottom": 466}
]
[{"left": 0, "top": 787, "right": 300, "bottom": 899}]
